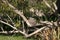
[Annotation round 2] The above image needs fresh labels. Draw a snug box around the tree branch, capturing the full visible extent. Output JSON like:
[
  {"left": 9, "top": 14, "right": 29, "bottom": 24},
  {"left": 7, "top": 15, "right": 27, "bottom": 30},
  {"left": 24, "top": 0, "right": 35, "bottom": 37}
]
[
  {"left": 2, "top": 0, "right": 32, "bottom": 27},
  {"left": 6, "top": 14, "right": 15, "bottom": 26},
  {"left": 53, "top": 2, "right": 58, "bottom": 10},
  {"left": 0, "top": 20, "right": 47, "bottom": 37},
  {"left": 0, "top": 20, "right": 28, "bottom": 37},
  {"left": 26, "top": 26, "right": 46, "bottom": 37},
  {"left": 0, "top": 20, "right": 17, "bottom": 30},
  {"left": 43, "top": 0, "right": 55, "bottom": 12},
  {"left": 0, "top": 20, "right": 58, "bottom": 37},
  {"left": 0, "top": 27, "right": 4, "bottom": 32}
]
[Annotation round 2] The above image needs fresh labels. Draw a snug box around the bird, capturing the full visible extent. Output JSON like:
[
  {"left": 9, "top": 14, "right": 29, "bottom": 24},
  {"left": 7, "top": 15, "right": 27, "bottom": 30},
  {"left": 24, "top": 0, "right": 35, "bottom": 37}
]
[{"left": 28, "top": 17, "right": 37, "bottom": 26}]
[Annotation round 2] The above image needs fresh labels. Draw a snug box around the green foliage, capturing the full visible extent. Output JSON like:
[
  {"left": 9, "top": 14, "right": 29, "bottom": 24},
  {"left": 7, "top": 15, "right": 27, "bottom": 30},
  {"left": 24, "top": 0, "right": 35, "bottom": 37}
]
[
  {"left": 0, "top": 0, "right": 58, "bottom": 40},
  {"left": 0, "top": 34, "right": 35, "bottom": 40},
  {"left": 0, "top": 0, "right": 57, "bottom": 31},
  {"left": 0, "top": 0, "right": 57, "bottom": 30}
]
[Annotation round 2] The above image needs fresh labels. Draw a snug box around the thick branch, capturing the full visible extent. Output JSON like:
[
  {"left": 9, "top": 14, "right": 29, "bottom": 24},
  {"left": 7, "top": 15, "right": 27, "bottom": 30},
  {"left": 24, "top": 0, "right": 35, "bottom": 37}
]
[
  {"left": 26, "top": 26, "right": 46, "bottom": 37},
  {"left": 2, "top": 0, "right": 32, "bottom": 27}
]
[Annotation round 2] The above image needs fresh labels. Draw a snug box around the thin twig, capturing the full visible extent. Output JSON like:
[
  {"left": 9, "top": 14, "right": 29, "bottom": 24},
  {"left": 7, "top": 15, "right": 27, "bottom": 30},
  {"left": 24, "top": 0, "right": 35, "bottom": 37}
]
[
  {"left": 53, "top": 2, "right": 58, "bottom": 10},
  {"left": 22, "top": 21, "right": 25, "bottom": 32},
  {"left": 0, "top": 27, "right": 4, "bottom": 32},
  {"left": 0, "top": 20, "right": 28, "bottom": 37},
  {"left": 43, "top": 0, "right": 55, "bottom": 12},
  {"left": 2, "top": 0, "right": 32, "bottom": 27},
  {"left": 0, "top": 20, "right": 17, "bottom": 30},
  {"left": 6, "top": 14, "right": 15, "bottom": 26},
  {"left": 0, "top": 20, "right": 47, "bottom": 37}
]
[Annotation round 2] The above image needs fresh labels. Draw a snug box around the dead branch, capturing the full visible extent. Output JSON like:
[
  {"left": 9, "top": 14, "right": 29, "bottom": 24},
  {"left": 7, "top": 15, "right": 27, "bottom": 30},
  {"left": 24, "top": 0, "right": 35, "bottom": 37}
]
[
  {"left": 40, "top": 21, "right": 53, "bottom": 25},
  {"left": 0, "top": 20, "right": 28, "bottom": 37},
  {"left": 43, "top": 0, "right": 55, "bottom": 12},
  {"left": 2, "top": 0, "right": 51, "bottom": 27},
  {"left": 1, "top": 0, "right": 59, "bottom": 38},
  {"left": 0, "top": 30, "right": 27, "bottom": 34},
  {"left": 22, "top": 21, "right": 25, "bottom": 32},
  {"left": 0, "top": 31, "right": 19, "bottom": 34},
  {"left": 0, "top": 27, "right": 4, "bottom": 32},
  {"left": 0, "top": 20, "right": 58, "bottom": 37},
  {"left": 0, "top": 26, "right": 47, "bottom": 37},
  {"left": 6, "top": 14, "right": 15, "bottom": 26},
  {"left": 0, "top": 20, "right": 17, "bottom": 30},
  {"left": 26, "top": 26, "right": 46, "bottom": 37},
  {"left": 0, "top": 20, "right": 47, "bottom": 37},
  {"left": 2, "top": 0, "right": 32, "bottom": 27},
  {"left": 53, "top": 2, "right": 58, "bottom": 10}
]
